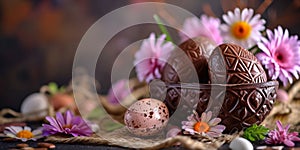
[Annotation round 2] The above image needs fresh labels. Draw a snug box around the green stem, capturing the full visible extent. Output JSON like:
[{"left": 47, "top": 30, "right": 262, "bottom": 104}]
[
  {"left": 153, "top": 14, "right": 173, "bottom": 43},
  {"left": 249, "top": 45, "right": 260, "bottom": 54}
]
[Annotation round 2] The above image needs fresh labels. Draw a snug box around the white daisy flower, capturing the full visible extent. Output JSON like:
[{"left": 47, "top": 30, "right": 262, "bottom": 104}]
[
  {"left": 221, "top": 8, "right": 266, "bottom": 49},
  {"left": 181, "top": 111, "right": 226, "bottom": 137},
  {"left": 3, "top": 126, "right": 43, "bottom": 142}
]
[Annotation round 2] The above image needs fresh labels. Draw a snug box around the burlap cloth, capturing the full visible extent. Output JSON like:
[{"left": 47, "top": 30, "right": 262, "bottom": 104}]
[
  {"left": 45, "top": 127, "right": 237, "bottom": 150},
  {"left": 262, "top": 80, "right": 300, "bottom": 131}
]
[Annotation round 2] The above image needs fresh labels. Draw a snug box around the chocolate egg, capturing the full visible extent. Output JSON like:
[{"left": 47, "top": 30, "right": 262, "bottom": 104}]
[
  {"left": 124, "top": 98, "right": 169, "bottom": 136},
  {"left": 209, "top": 43, "right": 267, "bottom": 84},
  {"left": 162, "top": 37, "right": 216, "bottom": 84}
]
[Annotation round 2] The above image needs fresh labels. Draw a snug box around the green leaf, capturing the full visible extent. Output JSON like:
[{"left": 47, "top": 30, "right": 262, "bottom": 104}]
[
  {"left": 258, "top": 134, "right": 265, "bottom": 139},
  {"left": 47, "top": 82, "right": 66, "bottom": 95},
  {"left": 249, "top": 45, "right": 260, "bottom": 54},
  {"left": 100, "top": 119, "right": 123, "bottom": 131},
  {"left": 48, "top": 82, "right": 58, "bottom": 95},
  {"left": 153, "top": 14, "right": 173, "bottom": 43},
  {"left": 87, "top": 107, "right": 123, "bottom": 131},
  {"left": 248, "top": 136, "right": 255, "bottom": 141},
  {"left": 243, "top": 124, "right": 269, "bottom": 142},
  {"left": 87, "top": 107, "right": 106, "bottom": 120}
]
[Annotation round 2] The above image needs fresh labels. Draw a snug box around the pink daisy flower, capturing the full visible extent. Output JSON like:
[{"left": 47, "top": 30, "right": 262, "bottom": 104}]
[
  {"left": 182, "top": 111, "right": 226, "bottom": 137},
  {"left": 221, "top": 8, "right": 266, "bottom": 49},
  {"left": 134, "top": 33, "right": 174, "bottom": 83},
  {"left": 180, "top": 15, "right": 223, "bottom": 44},
  {"left": 256, "top": 26, "right": 300, "bottom": 86},
  {"left": 265, "top": 120, "right": 300, "bottom": 147}
]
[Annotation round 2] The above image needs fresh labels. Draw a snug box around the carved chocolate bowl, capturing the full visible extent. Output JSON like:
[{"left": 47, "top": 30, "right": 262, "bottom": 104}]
[{"left": 150, "top": 80, "right": 278, "bottom": 133}]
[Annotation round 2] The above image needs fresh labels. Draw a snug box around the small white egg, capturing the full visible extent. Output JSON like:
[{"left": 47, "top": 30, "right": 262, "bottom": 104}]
[
  {"left": 124, "top": 98, "right": 169, "bottom": 136},
  {"left": 21, "top": 93, "right": 49, "bottom": 117},
  {"left": 229, "top": 137, "right": 253, "bottom": 150}
]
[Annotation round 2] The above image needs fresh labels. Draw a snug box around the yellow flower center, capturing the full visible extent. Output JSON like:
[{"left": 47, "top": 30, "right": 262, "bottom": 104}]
[
  {"left": 231, "top": 21, "right": 252, "bottom": 39},
  {"left": 16, "top": 130, "right": 33, "bottom": 139},
  {"left": 194, "top": 122, "right": 210, "bottom": 132}
]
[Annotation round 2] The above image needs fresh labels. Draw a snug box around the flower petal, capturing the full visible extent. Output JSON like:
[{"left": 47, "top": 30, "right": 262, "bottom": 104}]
[
  {"left": 56, "top": 111, "right": 66, "bottom": 126},
  {"left": 5, "top": 126, "right": 22, "bottom": 134},
  {"left": 180, "top": 15, "right": 222, "bottom": 44},
  {"left": 24, "top": 126, "right": 32, "bottom": 132},
  {"left": 290, "top": 135, "right": 300, "bottom": 141},
  {"left": 206, "top": 131, "right": 221, "bottom": 137},
  {"left": 208, "top": 118, "right": 221, "bottom": 126},
  {"left": 213, "top": 125, "right": 226, "bottom": 131},
  {"left": 3, "top": 132, "right": 16, "bottom": 138},
  {"left": 201, "top": 112, "right": 207, "bottom": 122},
  {"left": 284, "top": 139, "right": 295, "bottom": 147},
  {"left": 46, "top": 116, "right": 62, "bottom": 131},
  {"left": 20, "top": 138, "right": 28, "bottom": 142},
  {"left": 32, "top": 128, "right": 43, "bottom": 136},
  {"left": 276, "top": 120, "right": 284, "bottom": 131},
  {"left": 209, "top": 126, "right": 225, "bottom": 133},
  {"left": 65, "top": 110, "right": 75, "bottom": 125}
]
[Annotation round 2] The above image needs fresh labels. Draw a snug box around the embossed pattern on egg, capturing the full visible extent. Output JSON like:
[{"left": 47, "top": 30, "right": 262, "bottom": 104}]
[
  {"left": 162, "top": 37, "right": 216, "bottom": 84},
  {"left": 209, "top": 43, "right": 267, "bottom": 84},
  {"left": 124, "top": 98, "right": 169, "bottom": 137}
]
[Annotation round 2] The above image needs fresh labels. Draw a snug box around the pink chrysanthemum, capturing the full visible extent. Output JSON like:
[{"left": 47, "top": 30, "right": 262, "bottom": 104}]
[
  {"left": 134, "top": 33, "right": 174, "bottom": 83},
  {"left": 42, "top": 110, "right": 93, "bottom": 137},
  {"left": 182, "top": 111, "right": 225, "bottom": 137},
  {"left": 221, "top": 8, "right": 265, "bottom": 49},
  {"left": 265, "top": 120, "right": 300, "bottom": 147},
  {"left": 180, "top": 15, "right": 223, "bottom": 44},
  {"left": 256, "top": 26, "right": 300, "bottom": 86}
]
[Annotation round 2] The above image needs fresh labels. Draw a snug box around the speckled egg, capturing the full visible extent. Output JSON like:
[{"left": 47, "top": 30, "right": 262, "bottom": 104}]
[{"left": 124, "top": 98, "right": 169, "bottom": 136}]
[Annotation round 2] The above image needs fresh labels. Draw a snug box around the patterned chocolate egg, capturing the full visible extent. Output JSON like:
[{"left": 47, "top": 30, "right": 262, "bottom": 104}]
[
  {"left": 162, "top": 37, "right": 216, "bottom": 84},
  {"left": 124, "top": 98, "right": 169, "bottom": 136},
  {"left": 209, "top": 43, "right": 267, "bottom": 84}
]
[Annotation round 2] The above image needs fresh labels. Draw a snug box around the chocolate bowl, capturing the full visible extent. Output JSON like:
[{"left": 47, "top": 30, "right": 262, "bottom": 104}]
[{"left": 149, "top": 80, "right": 278, "bottom": 133}]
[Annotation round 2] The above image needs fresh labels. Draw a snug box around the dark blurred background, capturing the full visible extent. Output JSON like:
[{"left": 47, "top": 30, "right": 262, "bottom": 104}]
[{"left": 0, "top": 0, "right": 299, "bottom": 111}]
